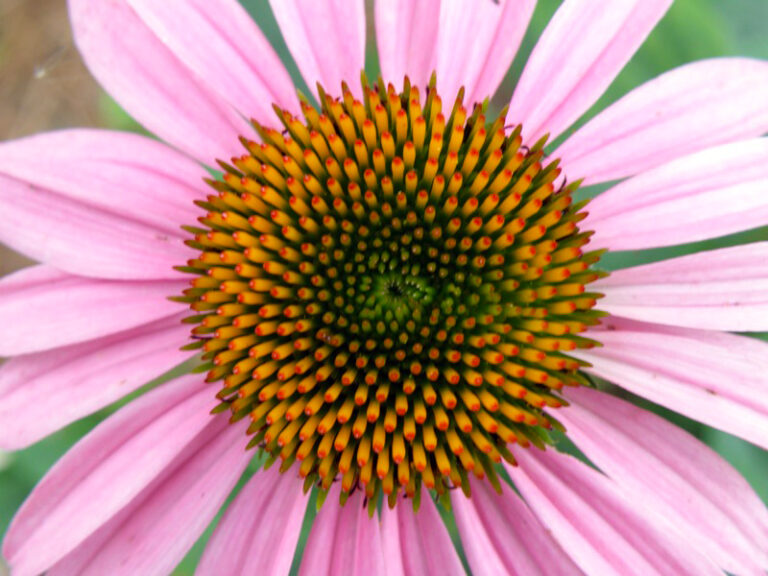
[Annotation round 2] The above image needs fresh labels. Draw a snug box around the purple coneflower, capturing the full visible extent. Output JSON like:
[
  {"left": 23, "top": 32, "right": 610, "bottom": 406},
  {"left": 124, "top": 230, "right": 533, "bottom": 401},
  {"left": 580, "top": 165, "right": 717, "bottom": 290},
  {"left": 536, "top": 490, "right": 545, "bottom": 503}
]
[{"left": 1, "top": 1, "right": 768, "bottom": 574}]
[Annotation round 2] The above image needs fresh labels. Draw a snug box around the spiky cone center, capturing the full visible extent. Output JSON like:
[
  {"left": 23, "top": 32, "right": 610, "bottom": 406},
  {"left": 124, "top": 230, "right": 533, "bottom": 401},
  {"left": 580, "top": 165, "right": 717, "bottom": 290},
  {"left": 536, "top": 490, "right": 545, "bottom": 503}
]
[{"left": 179, "top": 75, "right": 605, "bottom": 512}]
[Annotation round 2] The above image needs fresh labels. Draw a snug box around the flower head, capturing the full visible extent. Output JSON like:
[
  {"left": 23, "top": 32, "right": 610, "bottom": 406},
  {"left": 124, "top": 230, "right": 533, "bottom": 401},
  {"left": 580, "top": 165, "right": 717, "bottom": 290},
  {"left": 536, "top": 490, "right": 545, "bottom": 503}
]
[
  {"left": 1, "top": 0, "right": 768, "bottom": 575},
  {"left": 182, "top": 76, "right": 605, "bottom": 508}
]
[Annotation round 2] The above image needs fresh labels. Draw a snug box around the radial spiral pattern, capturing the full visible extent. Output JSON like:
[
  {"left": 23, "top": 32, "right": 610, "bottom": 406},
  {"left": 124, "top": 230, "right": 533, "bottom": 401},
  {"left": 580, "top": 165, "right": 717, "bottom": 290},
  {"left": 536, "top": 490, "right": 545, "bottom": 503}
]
[{"left": 179, "top": 76, "right": 605, "bottom": 510}]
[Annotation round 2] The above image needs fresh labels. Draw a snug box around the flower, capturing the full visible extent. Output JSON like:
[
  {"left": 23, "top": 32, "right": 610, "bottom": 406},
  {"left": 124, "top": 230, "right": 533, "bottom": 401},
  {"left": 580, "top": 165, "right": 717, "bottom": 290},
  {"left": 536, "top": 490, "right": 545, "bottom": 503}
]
[{"left": 1, "top": 0, "right": 768, "bottom": 574}]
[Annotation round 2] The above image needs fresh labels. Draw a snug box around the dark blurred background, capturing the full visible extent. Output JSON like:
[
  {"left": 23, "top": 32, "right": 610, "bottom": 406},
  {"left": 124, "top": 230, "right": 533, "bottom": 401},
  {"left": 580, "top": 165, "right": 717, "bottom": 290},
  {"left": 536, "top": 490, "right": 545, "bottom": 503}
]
[{"left": 1, "top": 0, "right": 767, "bottom": 573}]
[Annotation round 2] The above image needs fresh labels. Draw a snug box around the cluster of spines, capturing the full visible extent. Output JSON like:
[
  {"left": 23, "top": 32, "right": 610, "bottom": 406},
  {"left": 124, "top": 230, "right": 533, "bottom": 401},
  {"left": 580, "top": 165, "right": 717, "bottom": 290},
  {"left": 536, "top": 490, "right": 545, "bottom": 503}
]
[{"left": 178, "top": 75, "right": 605, "bottom": 511}]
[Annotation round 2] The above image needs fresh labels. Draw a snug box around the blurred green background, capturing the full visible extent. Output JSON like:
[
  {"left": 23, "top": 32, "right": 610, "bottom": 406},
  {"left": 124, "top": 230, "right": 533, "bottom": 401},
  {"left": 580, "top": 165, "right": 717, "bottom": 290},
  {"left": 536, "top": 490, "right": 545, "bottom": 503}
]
[{"left": 1, "top": 0, "right": 767, "bottom": 573}]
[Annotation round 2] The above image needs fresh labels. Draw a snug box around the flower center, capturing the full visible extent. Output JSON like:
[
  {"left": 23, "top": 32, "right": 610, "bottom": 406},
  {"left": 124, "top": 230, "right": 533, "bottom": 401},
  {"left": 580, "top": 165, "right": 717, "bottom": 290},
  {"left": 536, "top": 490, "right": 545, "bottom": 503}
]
[{"left": 180, "top": 76, "right": 604, "bottom": 511}]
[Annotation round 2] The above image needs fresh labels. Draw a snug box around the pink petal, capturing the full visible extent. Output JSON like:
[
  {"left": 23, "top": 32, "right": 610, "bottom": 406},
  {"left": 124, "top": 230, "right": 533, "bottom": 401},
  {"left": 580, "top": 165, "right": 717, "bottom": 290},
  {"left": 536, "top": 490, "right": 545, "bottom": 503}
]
[
  {"left": 197, "top": 466, "right": 308, "bottom": 576},
  {"left": 380, "top": 493, "right": 464, "bottom": 576},
  {"left": 269, "top": 0, "right": 366, "bottom": 98},
  {"left": 375, "top": 0, "right": 440, "bottom": 89},
  {"left": 508, "top": 450, "right": 720, "bottom": 575},
  {"left": 556, "top": 59, "right": 768, "bottom": 185},
  {"left": 299, "top": 487, "right": 386, "bottom": 575},
  {"left": 69, "top": 0, "right": 252, "bottom": 163},
  {"left": 127, "top": 0, "right": 298, "bottom": 122},
  {"left": 434, "top": 0, "right": 536, "bottom": 104},
  {"left": 0, "top": 130, "right": 202, "bottom": 280},
  {"left": 559, "top": 387, "right": 768, "bottom": 574},
  {"left": 0, "top": 172, "right": 191, "bottom": 281},
  {"left": 575, "top": 317, "right": 768, "bottom": 450},
  {"left": 509, "top": 0, "right": 672, "bottom": 143},
  {"left": 49, "top": 419, "right": 250, "bottom": 576},
  {"left": 0, "top": 314, "right": 191, "bottom": 450},
  {"left": 3, "top": 374, "right": 218, "bottom": 576},
  {"left": 596, "top": 242, "right": 768, "bottom": 331},
  {"left": 451, "top": 480, "right": 580, "bottom": 575},
  {"left": 0, "top": 265, "right": 185, "bottom": 356},
  {"left": 0, "top": 129, "right": 205, "bottom": 235},
  {"left": 585, "top": 139, "right": 768, "bottom": 251}
]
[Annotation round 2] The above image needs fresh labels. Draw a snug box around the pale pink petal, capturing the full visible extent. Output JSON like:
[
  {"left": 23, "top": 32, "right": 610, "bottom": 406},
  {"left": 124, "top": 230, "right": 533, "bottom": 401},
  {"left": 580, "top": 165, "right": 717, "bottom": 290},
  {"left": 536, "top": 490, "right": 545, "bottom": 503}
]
[
  {"left": 0, "top": 265, "right": 184, "bottom": 356},
  {"left": 269, "top": 0, "right": 366, "bottom": 98},
  {"left": 49, "top": 419, "right": 250, "bottom": 576},
  {"left": 451, "top": 480, "right": 581, "bottom": 575},
  {"left": 559, "top": 387, "right": 768, "bottom": 574},
  {"left": 299, "top": 487, "right": 386, "bottom": 575},
  {"left": 435, "top": 0, "right": 536, "bottom": 105},
  {"left": 584, "top": 139, "right": 768, "bottom": 251},
  {"left": 380, "top": 493, "right": 464, "bottom": 576},
  {"left": 0, "top": 129, "right": 205, "bottom": 235},
  {"left": 127, "top": 0, "right": 298, "bottom": 122},
  {"left": 0, "top": 314, "right": 191, "bottom": 450},
  {"left": 556, "top": 59, "right": 768, "bottom": 184},
  {"left": 508, "top": 450, "right": 720, "bottom": 576},
  {"left": 197, "top": 465, "right": 308, "bottom": 576},
  {"left": 575, "top": 317, "right": 768, "bottom": 450},
  {"left": 0, "top": 172, "right": 191, "bottom": 281},
  {"left": 69, "top": 0, "right": 252, "bottom": 163},
  {"left": 375, "top": 0, "right": 440, "bottom": 89},
  {"left": 297, "top": 494, "right": 343, "bottom": 575},
  {"left": 2, "top": 374, "right": 217, "bottom": 576},
  {"left": 509, "top": 0, "right": 672, "bottom": 143},
  {"left": 596, "top": 242, "right": 768, "bottom": 331},
  {"left": 0, "top": 129, "right": 202, "bottom": 280}
]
